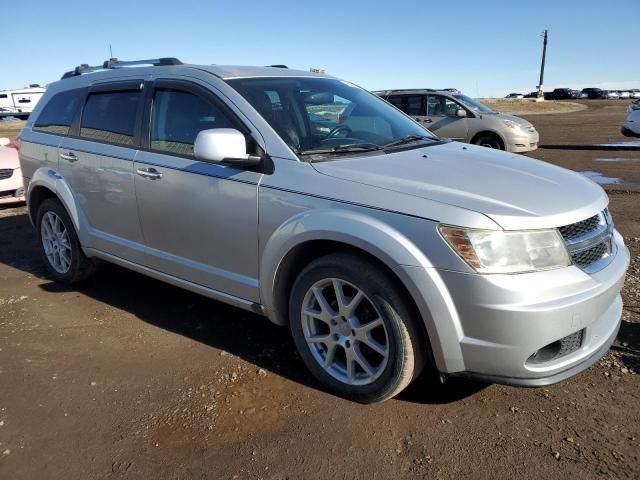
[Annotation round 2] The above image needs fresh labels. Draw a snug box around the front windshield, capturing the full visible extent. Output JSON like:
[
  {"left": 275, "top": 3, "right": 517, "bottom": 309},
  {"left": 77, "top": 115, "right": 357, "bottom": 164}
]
[
  {"left": 453, "top": 94, "right": 496, "bottom": 114},
  {"left": 227, "top": 77, "right": 439, "bottom": 158}
]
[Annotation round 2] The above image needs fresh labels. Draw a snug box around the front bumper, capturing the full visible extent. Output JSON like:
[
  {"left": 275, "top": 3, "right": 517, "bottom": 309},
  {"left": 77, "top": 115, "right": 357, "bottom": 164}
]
[
  {"left": 0, "top": 168, "right": 25, "bottom": 205},
  {"left": 504, "top": 128, "right": 539, "bottom": 153},
  {"left": 622, "top": 122, "right": 640, "bottom": 137},
  {"left": 404, "top": 230, "right": 629, "bottom": 386}
]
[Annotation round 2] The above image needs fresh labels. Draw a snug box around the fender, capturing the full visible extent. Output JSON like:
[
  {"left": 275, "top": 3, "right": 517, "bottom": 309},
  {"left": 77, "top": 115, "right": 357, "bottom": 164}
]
[
  {"left": 259, "top": 208, "right": 464, "bottom": 372},
  {"left": 27, "top": 167, "right": 92, "bottom": 248}
]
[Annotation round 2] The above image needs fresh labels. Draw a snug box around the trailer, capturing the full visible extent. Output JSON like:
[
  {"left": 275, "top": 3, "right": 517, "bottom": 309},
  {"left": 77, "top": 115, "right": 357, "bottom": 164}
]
[{"left": 0, "top": 85, "right": 46, "bottom": 119}]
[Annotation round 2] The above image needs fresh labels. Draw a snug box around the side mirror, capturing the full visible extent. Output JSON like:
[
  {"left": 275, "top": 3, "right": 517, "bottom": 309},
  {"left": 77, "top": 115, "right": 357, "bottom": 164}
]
[
  {"left": 194, "top": 128, "right": 261, "bottom": 166},
  {"left": 455, "top": 109, "right": 467, "bottom": 118}
]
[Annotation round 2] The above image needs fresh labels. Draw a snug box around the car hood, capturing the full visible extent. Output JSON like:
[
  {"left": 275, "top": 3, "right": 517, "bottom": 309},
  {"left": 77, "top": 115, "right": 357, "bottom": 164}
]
[
  {"left": 0, "top": 146, "right": 20, "bottom": 170},
  {"left": 492, "top": 113, "right": 534, "bottom": 128},
  {"left": 311, "top": 142, "right": 607, "bottom": 230}
]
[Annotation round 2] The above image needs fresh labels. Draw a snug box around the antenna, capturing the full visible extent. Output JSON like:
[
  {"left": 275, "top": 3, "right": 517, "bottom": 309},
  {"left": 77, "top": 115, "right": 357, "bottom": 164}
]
[{"left": 109, "top": 44, "right": 113, "bottom": 58}]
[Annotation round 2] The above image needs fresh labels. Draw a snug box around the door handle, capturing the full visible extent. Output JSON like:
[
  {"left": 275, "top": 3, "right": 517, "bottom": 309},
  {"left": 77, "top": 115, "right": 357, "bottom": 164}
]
[
  {"left": 423, "top": 118, "right": 433, "bottom": 123},
  {"left": 60, "top": 152, "right": 78, "bottom": 162},
  {"left": 136, "top": 167, "right": 163, "bottom": 180}
]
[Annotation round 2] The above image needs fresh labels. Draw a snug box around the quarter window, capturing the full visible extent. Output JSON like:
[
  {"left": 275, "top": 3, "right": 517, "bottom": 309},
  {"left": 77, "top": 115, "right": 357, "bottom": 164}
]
[
  {"left": 80, "top": 91, "right": 140, "bottom": 145},
  {"left": 33, "top": 89, "right": 85, "bottom": 135},
  {"left": 150, "top": 88, "right": 233, "bottom": 156}
]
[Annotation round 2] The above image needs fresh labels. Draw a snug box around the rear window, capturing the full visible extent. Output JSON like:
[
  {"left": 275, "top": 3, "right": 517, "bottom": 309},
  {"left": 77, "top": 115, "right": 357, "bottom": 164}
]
[
  {"left": 80, "top": 90, "right": 140, "bottom": 146},
  {"left": 33, "top": 89, "right": 85, "bottom": 135}
]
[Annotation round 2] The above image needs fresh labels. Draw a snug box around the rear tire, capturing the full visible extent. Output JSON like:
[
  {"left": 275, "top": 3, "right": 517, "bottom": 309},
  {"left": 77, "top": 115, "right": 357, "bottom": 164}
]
[
  {"left": 36, "top": 198, "right": 97, "bottom": 284},
  {"left": 289, "top": 252, "right": 425, "bottom": 403},
  {"left": 473, "top": 133, "right": 504, "bottom": 150}
]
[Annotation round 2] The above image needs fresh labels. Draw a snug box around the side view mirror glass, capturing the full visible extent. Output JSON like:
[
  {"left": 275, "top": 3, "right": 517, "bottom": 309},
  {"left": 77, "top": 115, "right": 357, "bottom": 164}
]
[
  {"left": 193, "top": 128, "right": 261, "bottom": 166},
  {"left": 455, "top": 109, "right": 467, "bottom": 118}
]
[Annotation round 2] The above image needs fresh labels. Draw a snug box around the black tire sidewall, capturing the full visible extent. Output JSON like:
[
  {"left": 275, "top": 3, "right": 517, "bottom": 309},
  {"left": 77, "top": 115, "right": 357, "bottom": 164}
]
[
  {"left": 475, "top": 135, "right": 503, "bottom": 150},
  {"left": 289, "top": 253, "right": 420, "bottom": 402}
]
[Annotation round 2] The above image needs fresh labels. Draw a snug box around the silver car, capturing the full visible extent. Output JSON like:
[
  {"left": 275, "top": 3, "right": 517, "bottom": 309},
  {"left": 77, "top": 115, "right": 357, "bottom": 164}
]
[
  {"left": 376, "top": 89, "right": 540, "bottom": 153},
  {"left": 18, "top": 59, "right": 629, "bottom": 403}
]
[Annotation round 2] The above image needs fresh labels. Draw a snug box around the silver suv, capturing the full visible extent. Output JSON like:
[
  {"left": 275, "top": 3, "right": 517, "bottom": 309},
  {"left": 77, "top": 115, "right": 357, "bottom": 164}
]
[
  {"left": 19, "top": 58, "right": 629, "bottom": 403},
  {"left": 376, "top": 89, "right": 539, "bottom": 153}
]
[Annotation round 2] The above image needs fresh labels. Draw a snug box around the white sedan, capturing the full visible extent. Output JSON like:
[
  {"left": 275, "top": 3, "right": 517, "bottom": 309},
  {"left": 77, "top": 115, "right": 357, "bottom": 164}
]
[
  {"left": 622, "top": 100, "right": 640, "bottom": 137},
  {"left": 0, "top": 138, "right": 25, "bottom": 205}
]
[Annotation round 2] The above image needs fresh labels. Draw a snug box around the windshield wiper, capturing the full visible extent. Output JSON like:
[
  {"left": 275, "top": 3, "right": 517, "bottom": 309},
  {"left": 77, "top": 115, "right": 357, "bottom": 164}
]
[
  {"left": 382, "top": 135, "right": 433, "bottom": 149},
  {"left": 299, "top": 143, "right": 384, "bottom": 156}
]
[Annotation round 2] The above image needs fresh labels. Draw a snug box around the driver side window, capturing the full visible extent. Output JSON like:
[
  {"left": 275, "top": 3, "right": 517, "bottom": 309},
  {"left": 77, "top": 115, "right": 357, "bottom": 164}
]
[
  {"left": 426, "top": 95, "right": 463, "bottom": 118},
  {"left": 150, "top": 88, "right": 233, "bottom": 156}
]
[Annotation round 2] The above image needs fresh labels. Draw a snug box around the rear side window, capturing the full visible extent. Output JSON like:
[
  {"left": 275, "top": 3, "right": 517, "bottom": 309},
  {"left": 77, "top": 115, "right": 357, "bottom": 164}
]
[
  {"left": 150, "top": 88, "right": 233, "bottom": 156},
  {"left": 80, "top": 90, "right": 140, "bottom": 146},
  {"left": 404, "top": 95, "right": 424, "bottom": 116},
  {"left": 386, "top": 95, "right": 403, "bottom": 109},
  {"left": 33, "top": 89, "right": 85, "bottom": 135}
]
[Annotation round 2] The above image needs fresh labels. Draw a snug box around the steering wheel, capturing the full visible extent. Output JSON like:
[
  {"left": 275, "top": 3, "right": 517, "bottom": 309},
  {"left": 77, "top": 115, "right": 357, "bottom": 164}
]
[{"left": 325, "top": 125, "right": 353, "bottom": 139}]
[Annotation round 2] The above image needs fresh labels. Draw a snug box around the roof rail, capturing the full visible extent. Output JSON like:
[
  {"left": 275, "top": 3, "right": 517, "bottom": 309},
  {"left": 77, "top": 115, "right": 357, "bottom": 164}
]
[
  {"left": 61, "top": 57, "right": 183, "bottom": 80},
  {"left": 267, "top": 64, "right": 288, "bottom": 69}
]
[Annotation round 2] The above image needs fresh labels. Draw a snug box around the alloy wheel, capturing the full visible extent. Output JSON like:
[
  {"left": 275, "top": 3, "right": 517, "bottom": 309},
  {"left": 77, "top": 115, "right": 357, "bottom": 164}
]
[
  {"left": 300, "top": 278, "right": 389, "bottom": 386},
  {"left": 40, "top": 211, "right": 72, "bottom": 274}
]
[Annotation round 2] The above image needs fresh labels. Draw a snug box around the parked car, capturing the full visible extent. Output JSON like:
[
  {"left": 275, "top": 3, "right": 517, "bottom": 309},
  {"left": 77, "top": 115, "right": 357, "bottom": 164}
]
[
  {"left": 573, "top": 90, "right": 588, "bottom": 99},
  {"left": 622, "top": 100, "right": 640, "bottom": 137},
  {"left": 505, "top": 93, "right": 524, "bottom": 99},
  {"left": 19, "top": 58, "right": 629, "bottom": 403},
  {"left": 523, "top": 91, "right": 539, "bottom": 98},
  {"left": 0, "top": 138, "right": 25, "bottom": 204},
  {"left": 581, "top": 88, "right": 607, "bottom": 99},
  {"left": 376, "top": 89, "right": 539, "bottom": 152},
  {"left": 617, "top": 91, "right": 631, "bottom": 100},
  {"left": 630, "top": 90, "right": 640, "bottom": 99},
  {"left": 605, "top": 90, "right": 620, "bottom": 99},
  {"left": 547, "top": 88, "right": 574, "bottom": 100}
]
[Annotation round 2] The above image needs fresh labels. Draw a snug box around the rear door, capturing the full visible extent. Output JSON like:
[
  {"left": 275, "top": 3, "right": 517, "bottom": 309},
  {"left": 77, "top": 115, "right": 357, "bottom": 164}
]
[
  {"left": 425, "top": 94, "right": 469, "bottom": 141},
  {"left": 387, "top": 94, "right": 432, "bottom": 129},
  {"left": 58, "top": 80, "right": 145, "bottom": 263},
  {"left": 133, "top": 78, "right": 262, "bottom": 302}
]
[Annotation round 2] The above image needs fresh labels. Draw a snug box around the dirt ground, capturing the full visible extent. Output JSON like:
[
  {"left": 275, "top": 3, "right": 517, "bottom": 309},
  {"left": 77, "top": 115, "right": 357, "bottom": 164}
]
[
  {"left": 481, "top": 98, "right": 586, "bottom": 115},
  {"left": 0, "top": 100, "right": 639, "bottom": 480}
]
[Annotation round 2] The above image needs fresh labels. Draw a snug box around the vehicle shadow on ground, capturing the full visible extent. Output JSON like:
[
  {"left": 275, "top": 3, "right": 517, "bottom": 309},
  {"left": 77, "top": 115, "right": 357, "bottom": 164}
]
[
  {"left": 0, "top": 211, "right": 495, "bottom": 404},
  {"left": 614, "top": 316, "right": 640, "bottom": 372}
]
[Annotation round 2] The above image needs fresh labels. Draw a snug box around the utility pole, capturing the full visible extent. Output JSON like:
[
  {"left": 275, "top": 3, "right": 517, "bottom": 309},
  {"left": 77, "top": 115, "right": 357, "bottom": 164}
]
[{"left": 536, "top": 30, "right": 548, "bottom": 100}]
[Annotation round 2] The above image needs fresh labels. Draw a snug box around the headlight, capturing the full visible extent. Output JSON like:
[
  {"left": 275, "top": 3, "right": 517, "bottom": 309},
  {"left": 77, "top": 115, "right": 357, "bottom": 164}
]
[
  {"left": 502, "top": 119, "right": 522, "bottom": 129},
  {"left": 439, "top": 225, "right": 571, "bottom": 274}
]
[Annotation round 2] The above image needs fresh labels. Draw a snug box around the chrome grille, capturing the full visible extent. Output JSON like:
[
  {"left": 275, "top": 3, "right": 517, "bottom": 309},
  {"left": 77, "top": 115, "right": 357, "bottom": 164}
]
[
  {"left": 558, "top": 209, "right": 615, "bottom": 273},
  {"left": 558, "top": 214, "right": 601, "bottom": 241},
  {"left": 0, "top": 168, "right": 13, "bottom": 180}
]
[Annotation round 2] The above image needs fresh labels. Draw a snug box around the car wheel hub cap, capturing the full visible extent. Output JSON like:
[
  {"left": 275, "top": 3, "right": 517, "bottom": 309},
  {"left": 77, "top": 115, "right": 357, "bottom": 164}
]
[
  {"left": 301, "top": 278, "right": 389, "bottom": 386},
  {"left": 41, "top": 211, "right": 72, "bottom": 274}
]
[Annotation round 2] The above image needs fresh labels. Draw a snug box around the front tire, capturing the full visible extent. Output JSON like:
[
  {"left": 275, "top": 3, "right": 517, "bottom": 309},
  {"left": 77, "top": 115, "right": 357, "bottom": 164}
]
[
  {"left": 36, "top": 198, "right": 97, "bottom": 283},
  {"left": 473, "top": 133, "right": 504, "bottom": 150},
  {"left": 289, "top": 253, "right": 424, "bottom": 403}
]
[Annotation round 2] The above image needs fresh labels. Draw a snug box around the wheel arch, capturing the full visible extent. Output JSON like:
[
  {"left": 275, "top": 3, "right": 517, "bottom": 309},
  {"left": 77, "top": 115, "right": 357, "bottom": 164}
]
[
  {"left": 260, "top": 209, "right": 465, "bottom": 373},
  {"left": 470, "top": 130, "right": 506, "bottom": 149}
]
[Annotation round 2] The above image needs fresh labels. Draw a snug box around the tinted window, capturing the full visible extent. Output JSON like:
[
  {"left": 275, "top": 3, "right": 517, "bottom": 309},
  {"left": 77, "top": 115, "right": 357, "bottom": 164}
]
[
  {"left": 0, "top": 94, "right": 7, "bottom": 99},
  {"left": 150, "top": 88, "right": 233, "bottom": 156},
  {"left": 404, "top": 95, "right": 424, "bottom": 116},
  {"left": 80, "top": 90, "right": 140, "bottom": 146},
  {"left": 33, "top": 89, "right": 85, "bottom": 135},
  {"left": 386, "top": 95, "right": 403, "bottom": 108}
]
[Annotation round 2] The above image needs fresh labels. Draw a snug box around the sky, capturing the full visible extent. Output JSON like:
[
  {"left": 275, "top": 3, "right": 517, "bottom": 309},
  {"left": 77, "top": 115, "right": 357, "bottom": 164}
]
[{"left": 1, "top": 0, "right": 638, "bottom": 97}]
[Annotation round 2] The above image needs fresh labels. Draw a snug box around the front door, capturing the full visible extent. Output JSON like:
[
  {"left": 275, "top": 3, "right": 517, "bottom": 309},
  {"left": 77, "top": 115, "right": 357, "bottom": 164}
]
[
  {"left": 424, "top": 94, "right": 469, "bottom": 141},
  {"left": 133, "top": 79, "right": 262, "bottom": 302}
]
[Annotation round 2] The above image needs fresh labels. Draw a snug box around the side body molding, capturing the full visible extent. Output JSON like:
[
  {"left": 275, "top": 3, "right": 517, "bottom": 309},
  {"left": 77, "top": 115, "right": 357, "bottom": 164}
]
[{"left": 259, "top": 208, "right": 465, "bottom": 373}]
